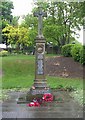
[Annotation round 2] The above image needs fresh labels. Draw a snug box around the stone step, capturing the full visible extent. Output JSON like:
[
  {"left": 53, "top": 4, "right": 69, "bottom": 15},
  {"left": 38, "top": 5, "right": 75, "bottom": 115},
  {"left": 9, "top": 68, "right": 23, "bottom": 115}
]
[
  {"left": 34, "top": 79, "right": 47, "bottom": 81},
  {"left": 34, "top": 81, "right": 47, "bottom": 83},
  {"left": 34, "top": 82, "right": 47, "bottom": 85}
]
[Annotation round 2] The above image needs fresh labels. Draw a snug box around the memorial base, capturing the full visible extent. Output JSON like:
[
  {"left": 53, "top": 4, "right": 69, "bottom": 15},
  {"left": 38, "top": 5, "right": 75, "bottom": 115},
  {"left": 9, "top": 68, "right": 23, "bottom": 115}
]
[{"left": 17, "top": 87, "right": 51, "bottom": 104}]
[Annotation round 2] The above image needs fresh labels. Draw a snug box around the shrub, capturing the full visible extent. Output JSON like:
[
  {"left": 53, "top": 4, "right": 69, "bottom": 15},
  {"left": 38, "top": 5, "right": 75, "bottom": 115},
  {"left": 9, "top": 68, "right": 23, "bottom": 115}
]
[
  {"left": 71, "top": 44, "right": 82, "bottom": 62},
  {"left": 79, "top": 45, "right": 85, "bottom": 65},
  {"left": 61, "top": 44, "right": 74, "bottom": 57},
  {"left": 0, "top": 50, "right": 8, "bottom": 57}
]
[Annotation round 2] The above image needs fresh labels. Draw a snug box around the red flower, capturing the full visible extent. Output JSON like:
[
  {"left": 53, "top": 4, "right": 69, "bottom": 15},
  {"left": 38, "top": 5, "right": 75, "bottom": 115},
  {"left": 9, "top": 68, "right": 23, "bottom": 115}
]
[
  {"left": 27, "top": 93, "right": 53, "bottom": 107},
  {"left": 27, "top": 101, "right": 40, "bottom": 107},
  {"left": 42, "top": 93, "right": 53, "bottom": 102}
]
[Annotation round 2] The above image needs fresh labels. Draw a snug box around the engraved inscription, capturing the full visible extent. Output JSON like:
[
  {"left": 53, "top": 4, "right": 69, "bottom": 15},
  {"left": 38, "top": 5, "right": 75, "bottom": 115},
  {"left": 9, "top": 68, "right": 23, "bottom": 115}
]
[
  {"left": 32, "top": 89, "right": 49, "bottom": 95},
  {"left": 37, "top": 59, "right": 43, "bottom": 74},
  {"left": 37, "top": 53, "right": 43, "bottom": 59},
  {"left": 37, "top": 53, "right": 44, "bottom": 75}
]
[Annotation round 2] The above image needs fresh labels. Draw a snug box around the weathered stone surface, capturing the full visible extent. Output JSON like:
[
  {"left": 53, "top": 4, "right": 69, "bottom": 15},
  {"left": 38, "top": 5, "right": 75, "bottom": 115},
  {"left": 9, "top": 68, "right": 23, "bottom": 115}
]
[
  {"left": 33, "top": 6, "right": 48, "bottom": 91},
  {"left": 33, "top": 36, "right": 48, "bottom": 90},
  {"left": 2, "top": 90, "right": 83, "bottom": 118}
]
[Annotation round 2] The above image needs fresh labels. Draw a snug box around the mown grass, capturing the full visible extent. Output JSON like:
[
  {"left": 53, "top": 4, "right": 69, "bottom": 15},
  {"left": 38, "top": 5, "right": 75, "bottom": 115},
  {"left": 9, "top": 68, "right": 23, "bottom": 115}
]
[
  {"left": 2, "top": 55, "right": 35, "bottom": 89},
  {"left": 47, "top": 76, "right": 83, "bottom": 90}
]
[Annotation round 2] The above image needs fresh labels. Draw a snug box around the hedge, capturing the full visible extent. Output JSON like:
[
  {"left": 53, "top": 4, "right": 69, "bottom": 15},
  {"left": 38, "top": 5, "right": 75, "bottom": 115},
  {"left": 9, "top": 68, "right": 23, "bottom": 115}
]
[
  {"left": 61, "top": 44, "right": 85, "bottom": 65},
  {"left": 61, "top": 44, "right": 74, "bottom": 57},
  {"left": 71, "top": 44, "right": 82, "bottom": 62},
  {"left": 79, "top": 45, "right": 85, "bottom": 65},
  {"left": 0, "top": 50, "right": 8, "bottom": 57}
]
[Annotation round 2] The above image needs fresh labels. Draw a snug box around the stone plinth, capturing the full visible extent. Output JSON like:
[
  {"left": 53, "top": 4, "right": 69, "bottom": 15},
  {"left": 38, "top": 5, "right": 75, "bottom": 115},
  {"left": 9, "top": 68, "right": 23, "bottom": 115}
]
[
  {"left": 27, "top": 36, "right": 51, "bottom": 98},
  {"left": 17, "top": 36, "right": 51, "bottom": 103}
]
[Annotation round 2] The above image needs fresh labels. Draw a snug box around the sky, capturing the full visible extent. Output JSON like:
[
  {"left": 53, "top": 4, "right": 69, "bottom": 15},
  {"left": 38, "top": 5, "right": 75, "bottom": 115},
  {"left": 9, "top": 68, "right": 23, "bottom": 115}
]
[
  {"left": 11, "top": 0, "right": 33, "bottom": 16},
  {"left": 11, "top": 0, "right": 84, "bottom": 44},
  {"left": 74, "top": 27, "right": 84, "bottom": 45}
]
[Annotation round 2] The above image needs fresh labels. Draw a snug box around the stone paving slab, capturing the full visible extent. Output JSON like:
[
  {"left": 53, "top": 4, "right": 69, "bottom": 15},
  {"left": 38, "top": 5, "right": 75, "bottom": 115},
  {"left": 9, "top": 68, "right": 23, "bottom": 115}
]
[{"left": 1, "top": 90, "right": 84, "bottom": 119}]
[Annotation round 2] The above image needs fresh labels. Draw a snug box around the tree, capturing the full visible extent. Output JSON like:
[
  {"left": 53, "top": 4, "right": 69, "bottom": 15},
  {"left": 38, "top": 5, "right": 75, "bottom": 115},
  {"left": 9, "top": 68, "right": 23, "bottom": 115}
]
[
  {"left": 0, "top": 0, "right": 14, "bottom": 44},
  {"left": 2, "top": 25, "right": 32, "bottom": 52},
  {"left": 20, "top": 14, "right": 38, "bottom": 47},
  {"left": 11, "top": 16, "right": 20, "bottom": 27},
  {"left": 0, "top": 0, "right": 14, "bottom": 27},
  {"left": 28, "top": 28, "right": 37, "bottom": 45},
  {"left": 43, "top": 2, "right": 84, "bottom": 52},
  {"left": 19, "top": 1, "right": 84, "bottom": 53},
  {"left": 20, "top": 14, "right": 37, "bottom": 29},
  {"left": 2, "top": 24, "right": 18, "bottom": 46},
  {"left": 18, "top": 27, "right": 32, "bottom": 50},
  {"left": 44, "top": 24, "right": 66, "bottom": 52}
]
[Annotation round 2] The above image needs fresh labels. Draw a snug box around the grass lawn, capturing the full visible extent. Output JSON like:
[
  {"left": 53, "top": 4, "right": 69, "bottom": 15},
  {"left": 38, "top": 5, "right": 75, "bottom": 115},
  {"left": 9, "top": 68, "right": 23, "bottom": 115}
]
[
  {"left": 2, "top": 55, "right": 35, "bottom": 88},
  {"left": 1, "top": 54, "right": 83, "bottom": 104}
]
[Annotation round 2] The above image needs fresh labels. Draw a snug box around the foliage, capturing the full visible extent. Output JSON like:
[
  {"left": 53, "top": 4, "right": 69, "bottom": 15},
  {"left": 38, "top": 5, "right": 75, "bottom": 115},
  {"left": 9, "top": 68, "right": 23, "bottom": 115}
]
[
  {"left": 0, "top": 0, "right": 14, "bottom": 28},
  {"left": 2, "top": 25, "right": 18, "bottom": 45},
  {"left": 28, "top": 28, "right": 37, "bottom": 45},
  {"left": 44, "top": 2, "right": 84, "bottom": 44},
  {"left": 62, "top": 44, "right": 85, "bottom": 65},
  {"left": 20, "top": 14, "right": 37, "bottom": 29},
  {"left": 20, "top": 1, "right": 84, "bottom": 53},
  {"left": 18, "top": 27, "right": 32, "bottom": 46},
  {"left": 44, "top": 25, "right": 65, "bottom": 46},
  {"left": 0, "top": 0, "right": 14, "bottom": 44},
  {"left": 0, "top": 50, "right": 8, "bottom": 57},
  {"left": 61, "top": 44, "right": 74, "bottom": 57},
  {"left": 11, "top": 16, "right": 20, "bottom": 26},
  {"left": 71, "top": 44, "right": 82, "bottom": 62},
  {"left": 79, "top": 45, "right": 85, "bottom": 65},
  {"left": 20, "top": 14, "right": 37, "bottom": 47},
  {"left": 2, "top": 25, "right": 32, "bottom": 50}
]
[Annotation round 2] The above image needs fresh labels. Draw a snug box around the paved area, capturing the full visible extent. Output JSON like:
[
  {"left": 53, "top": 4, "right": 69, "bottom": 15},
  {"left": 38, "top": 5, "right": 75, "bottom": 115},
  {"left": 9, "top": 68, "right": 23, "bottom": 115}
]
[{"left": 1, "top": 90, "right": 83, "bottom": 119}]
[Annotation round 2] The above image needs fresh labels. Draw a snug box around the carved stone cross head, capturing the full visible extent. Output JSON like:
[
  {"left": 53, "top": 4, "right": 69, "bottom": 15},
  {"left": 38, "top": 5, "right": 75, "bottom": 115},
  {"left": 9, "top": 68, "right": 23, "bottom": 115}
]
[{"left": 34, "top": 6, "right": 47, "bottom": 38}]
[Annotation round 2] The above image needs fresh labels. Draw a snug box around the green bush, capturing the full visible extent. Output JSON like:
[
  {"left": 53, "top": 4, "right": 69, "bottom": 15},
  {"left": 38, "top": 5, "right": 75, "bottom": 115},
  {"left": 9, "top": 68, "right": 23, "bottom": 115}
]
[
  {"left": 79, "top": 45, "right": 85, "bottom": 65},
  {"left": 0, "top": 50, "right": 8, "bottom": 57},
  {"left": 61, "top": 44, "right": 74, "bottom": 57},
  {"left": 71, "top": 44, "right": 82, "bottom": 62}
]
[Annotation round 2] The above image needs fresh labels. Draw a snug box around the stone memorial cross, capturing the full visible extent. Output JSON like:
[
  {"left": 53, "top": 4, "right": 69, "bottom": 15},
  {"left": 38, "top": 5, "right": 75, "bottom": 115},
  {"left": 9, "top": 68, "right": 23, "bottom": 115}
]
[
  {"left": 17, "top": 5, "right": 51, "bottom": 103},
  {"left": 34, "top": 6, "right": 47, "bottom": 38},
  {"left": 30, "top": 6, "right": 50, "bottom": 95}
]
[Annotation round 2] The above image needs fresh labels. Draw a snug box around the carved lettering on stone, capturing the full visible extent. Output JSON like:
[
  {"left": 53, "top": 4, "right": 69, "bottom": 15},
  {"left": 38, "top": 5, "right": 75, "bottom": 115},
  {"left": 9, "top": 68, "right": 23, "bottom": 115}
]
[
  {"left": 32, "top": 89, "right": 49, "bottom": 95},
  {"left": 37, "top": 53, "right": 43, "bottom": 59},
  {"left": 37, "top": 44, "right": 44, "bottom": 75},
  {"left": 37, "top": 59, "right": 43, "bottom": 74}
]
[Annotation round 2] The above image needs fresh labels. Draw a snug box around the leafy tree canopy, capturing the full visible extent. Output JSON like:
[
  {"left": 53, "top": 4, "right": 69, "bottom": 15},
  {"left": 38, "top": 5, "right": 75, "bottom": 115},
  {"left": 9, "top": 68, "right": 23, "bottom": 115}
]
[
  {"left": 0, "top": 0, "right": 14, "bottom": 29},
  {"left": 2, "top": 25, "right": 32, "bottom": 47}
]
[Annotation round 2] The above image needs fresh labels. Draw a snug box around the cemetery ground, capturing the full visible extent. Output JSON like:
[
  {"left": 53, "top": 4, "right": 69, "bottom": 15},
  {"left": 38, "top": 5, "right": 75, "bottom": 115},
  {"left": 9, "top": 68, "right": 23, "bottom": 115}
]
[{"left": 0, "top": 54, "right": 84, "bottom": 118}]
